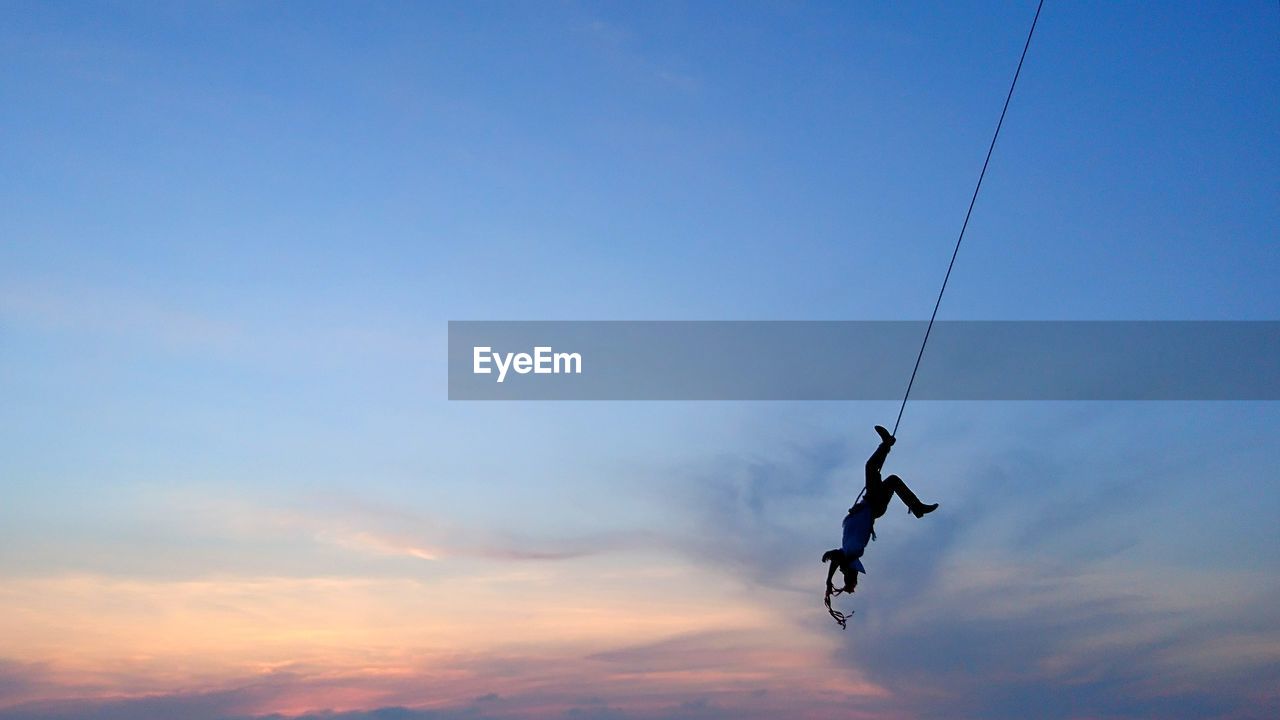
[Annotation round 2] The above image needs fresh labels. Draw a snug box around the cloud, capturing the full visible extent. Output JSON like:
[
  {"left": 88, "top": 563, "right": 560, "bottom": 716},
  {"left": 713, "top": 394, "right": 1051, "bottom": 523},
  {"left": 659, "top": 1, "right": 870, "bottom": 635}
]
[
  {"left": 0, "top": 279, "right": 433, "bottom": 369},
  {"left": 0, "top": 281, "right": 242, "bottom": 352},
  {"left": 574, "top": 17, "right": 700, "bottom": 93},
  {"left": 233, "top": 495, "right": 662, "bottom": 566},
  {"left": 662, "top": 436, "right": 857, "bottom": 594},
  {"left": 0, "top": 662, "right": 50, "bottom": 706},
  {"left": 0, "top": 485, "right": 663, "bottom": 583},
  {"left": 2, "top": 409, "right": 1276, "bottom": 720},
  {"left": 649, "top": 411, "right": 1280, "bottom": 719},
  {"left": 0, "top": 674, "right": 288, "bottom": 720},
  {"left": 834, "top": 554, "right": 1280, "bottom": 719},
  {"left": 0, "top": 632, "right": 876, "bottom": 720}
]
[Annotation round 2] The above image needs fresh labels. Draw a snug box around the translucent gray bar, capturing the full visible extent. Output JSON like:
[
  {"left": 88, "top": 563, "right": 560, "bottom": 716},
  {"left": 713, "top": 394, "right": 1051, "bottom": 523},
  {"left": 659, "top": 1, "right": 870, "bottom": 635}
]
[{"left": 447, "top": 321, "right": 1280, "bottom": 400}]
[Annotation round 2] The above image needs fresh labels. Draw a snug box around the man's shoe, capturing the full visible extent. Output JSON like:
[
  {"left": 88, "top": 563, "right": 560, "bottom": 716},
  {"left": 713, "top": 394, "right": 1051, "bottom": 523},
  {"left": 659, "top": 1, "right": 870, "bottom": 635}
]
[
  {"left": 911, "top": 502, "right": 939, "bottom": 519},
  {"left": 874, "top": 425, "right": 896, "bottom": 446}
]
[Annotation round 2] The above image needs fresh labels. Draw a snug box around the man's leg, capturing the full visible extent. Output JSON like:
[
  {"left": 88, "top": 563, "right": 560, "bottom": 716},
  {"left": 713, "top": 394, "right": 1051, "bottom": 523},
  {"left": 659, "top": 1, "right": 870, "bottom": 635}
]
[
  {"left": 860, "top": 426, "right": 896, "bottom": 511},
  {"left": 883, "top": 474, "right": 939, "bottom": 519}
]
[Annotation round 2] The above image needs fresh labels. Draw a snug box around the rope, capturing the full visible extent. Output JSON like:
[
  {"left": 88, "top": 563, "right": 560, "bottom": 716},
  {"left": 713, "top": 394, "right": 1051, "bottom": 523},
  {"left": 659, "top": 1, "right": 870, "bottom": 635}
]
[{"left": 892, "top": 0, "right": 1046, "bottom": 436}]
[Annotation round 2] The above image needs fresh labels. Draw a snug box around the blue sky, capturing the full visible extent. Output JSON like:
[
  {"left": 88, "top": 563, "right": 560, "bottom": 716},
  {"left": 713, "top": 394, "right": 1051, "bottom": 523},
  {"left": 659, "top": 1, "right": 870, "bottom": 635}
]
[{"left": 1, "top": 2, "right": 1278, "bottom": 719}]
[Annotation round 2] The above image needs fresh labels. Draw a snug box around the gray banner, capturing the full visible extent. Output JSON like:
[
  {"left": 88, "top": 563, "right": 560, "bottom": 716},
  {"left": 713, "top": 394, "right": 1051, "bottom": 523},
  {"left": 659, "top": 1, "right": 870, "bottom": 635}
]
[{"left": 447, "top": 321, "right": 1280, "bottom": 401}]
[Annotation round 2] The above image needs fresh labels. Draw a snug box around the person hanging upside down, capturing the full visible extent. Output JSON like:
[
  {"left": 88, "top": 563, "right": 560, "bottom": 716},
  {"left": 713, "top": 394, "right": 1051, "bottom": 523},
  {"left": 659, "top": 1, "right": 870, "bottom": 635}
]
[{"left": 823, "top": 425, "right": 938, "bottom": 628}]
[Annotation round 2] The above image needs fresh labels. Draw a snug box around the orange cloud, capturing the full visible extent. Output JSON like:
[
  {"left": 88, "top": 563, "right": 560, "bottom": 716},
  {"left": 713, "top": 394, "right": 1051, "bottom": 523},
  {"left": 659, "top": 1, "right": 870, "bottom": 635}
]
[{"left": 0, "top": 553, "right": 881, "bottom": 717}]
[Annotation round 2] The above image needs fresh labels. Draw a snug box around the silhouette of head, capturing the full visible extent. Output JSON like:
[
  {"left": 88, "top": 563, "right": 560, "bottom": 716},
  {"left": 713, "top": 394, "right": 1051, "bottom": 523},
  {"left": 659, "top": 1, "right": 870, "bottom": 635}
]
[
  {"left": 823, "top": 549, "right": 858, "bottom": 593},
  {"left": 839, "top": 565, "right": 858, "bottom": 593}
]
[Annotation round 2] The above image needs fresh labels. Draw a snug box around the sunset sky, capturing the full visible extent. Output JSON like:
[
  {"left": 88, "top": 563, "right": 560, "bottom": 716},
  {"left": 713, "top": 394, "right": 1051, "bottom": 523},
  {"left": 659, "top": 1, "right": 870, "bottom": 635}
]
[{"left": 2, "top": 1, "right": 1278, "bottom": 719}]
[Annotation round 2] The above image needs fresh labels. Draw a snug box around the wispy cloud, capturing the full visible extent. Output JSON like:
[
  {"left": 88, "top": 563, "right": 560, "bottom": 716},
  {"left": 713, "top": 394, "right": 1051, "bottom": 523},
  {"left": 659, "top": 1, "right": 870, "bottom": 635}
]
[
  {"left": 0, "top": 629, "right": 874, "bottom": 720},
  {"left": 2, "top": 411, "right": 1276, "bottom": 719},
  {"left": 201, "top": 492, "right": 659, "bottom": 566},
  {"left": 574, "top": 17, "right": 700, "bottom": 93},
  {"left": 0, "top": 281, "right": 241, "bottom": 352},
  {"left": 639, "top": 413, "right": 1280, "bottom": 719},
  {"left": 0, "top": 279, "right": 432, "bottom": 368}
]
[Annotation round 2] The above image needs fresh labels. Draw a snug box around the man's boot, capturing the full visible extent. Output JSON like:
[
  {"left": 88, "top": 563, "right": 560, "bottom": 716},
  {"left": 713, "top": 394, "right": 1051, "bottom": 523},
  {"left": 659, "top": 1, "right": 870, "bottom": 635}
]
[
  {"left": 911, "top": 502, "right": 939, "bottom": 518},
  {"left": 874, "top": 425, "right": 895, "bottom": 446}
]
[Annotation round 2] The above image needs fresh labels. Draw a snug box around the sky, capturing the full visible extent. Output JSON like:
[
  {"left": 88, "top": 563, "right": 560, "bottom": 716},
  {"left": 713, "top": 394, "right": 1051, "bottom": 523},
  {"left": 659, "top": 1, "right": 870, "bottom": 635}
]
[{"left": 1, "top": 1, "right": 1278, "bottom": 718}]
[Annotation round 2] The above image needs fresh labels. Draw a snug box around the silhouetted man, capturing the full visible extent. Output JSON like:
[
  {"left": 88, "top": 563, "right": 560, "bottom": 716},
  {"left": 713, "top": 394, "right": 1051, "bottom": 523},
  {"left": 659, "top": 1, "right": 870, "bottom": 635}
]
[{"left": 823, "top": 425, "right": 938, "bottom": 627}]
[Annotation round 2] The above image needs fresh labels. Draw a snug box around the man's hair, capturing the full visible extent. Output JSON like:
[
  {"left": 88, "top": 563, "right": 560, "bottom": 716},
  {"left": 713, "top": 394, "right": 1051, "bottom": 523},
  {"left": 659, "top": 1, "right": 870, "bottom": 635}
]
[
  {"left": 822, "top": 548, "right": 855, "bottom": 629},
  {"left": 824, "top": 545, "right": 855, "bottom": 625}
]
